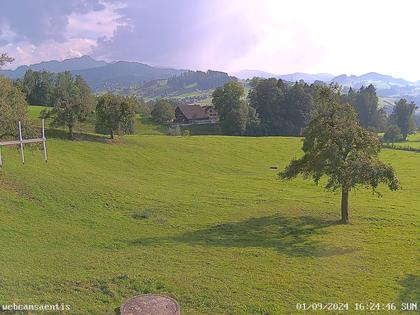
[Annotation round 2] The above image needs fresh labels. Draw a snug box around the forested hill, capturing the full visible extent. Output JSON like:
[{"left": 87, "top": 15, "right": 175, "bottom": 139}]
[
  {"left": 0, "top": 56, "right": 236, "bottom": 95},
  {"left": 0, "top": 56, "right": 107, "bottom": 79},
  {"left": 131, "top": 70, "right": 237, "bottom": 98},
  {"left": 0, "top": 56, "right": 186, "bottom": 91},
  {"left": 72, "top": 61, "right": 185, "bottom": 91}
]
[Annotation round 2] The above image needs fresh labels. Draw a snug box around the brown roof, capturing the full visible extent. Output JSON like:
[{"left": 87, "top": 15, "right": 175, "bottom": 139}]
[{"left": 177, "top": 105, "right": 209, "bottom": 120}]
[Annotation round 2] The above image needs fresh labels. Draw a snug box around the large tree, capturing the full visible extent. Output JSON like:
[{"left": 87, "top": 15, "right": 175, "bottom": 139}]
[
  {"left": 96, "top": 94, "right": 136, "bottom": 139},
  {"left": 391, "top": 99, "right": 417, "bottom": 140},
  {"left": 343, "top": 84, "right": 385, "bottom": 131},
  {"left": 212, "top": 81, "right": 258, "bottom": 135},
  {"left": 18, "top": 70, "right": 56, "bottom": 106},
  {"left": 248, "top": 79, "right": 312, "bottom": 135},
  {"left": 151, "top": 100, "right": 174, "bottom": 123},
  {"left": 48, "top": 72, "right": 94, "bottom": 139},
  {"left": 0, "top": 77, "right": 35, "bottom": 140},
  {"left": 280, "top": 85, "right": 399, "bottom": 224}
]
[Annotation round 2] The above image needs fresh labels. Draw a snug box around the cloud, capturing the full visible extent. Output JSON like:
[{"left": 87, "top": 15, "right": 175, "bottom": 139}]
[
  {"left": 0, "top": 0, "right": 105, "bottom": 44},
  {"left": 5, "top": 39, "right": 97, "bottom": 66},
  {"left": 92, "top": 0, "right": 258, "bottom": 70},
  {"left": 0, "top": 0, "right": 122, "bottom": 67},
  {"left": 2, "top": 0, "right": 420, "bottom": 80}
]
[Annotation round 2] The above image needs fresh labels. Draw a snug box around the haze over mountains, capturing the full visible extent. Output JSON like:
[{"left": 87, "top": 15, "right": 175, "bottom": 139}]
[
  {"left": 234, "top": 70, "right": 335, "bottom": 83},
  {"left": 0, "top": 56, "right": 185, "bottom": 91},
  {"left": 1, "top": 56, "right": 420, "bottom": 108}
]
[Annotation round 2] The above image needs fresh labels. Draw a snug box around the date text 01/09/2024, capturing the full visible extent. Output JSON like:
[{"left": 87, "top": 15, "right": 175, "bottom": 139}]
[{"left": 295, "top": 302, "right": 418, "bottom": 312}]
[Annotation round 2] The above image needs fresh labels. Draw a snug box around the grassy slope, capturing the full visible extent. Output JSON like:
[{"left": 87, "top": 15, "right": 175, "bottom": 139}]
[
  {"left": 28, "top": 105, "right": 47, "bottom": 119},
  {"left": 0, "top": 109, "right": 418, "bottom": 314}
]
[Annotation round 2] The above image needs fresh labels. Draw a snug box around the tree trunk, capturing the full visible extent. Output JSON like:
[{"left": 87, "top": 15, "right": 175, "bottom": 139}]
[
  {"left": 110, "top": 129, "right": 114, "bottom": 140},
  {"left": 341, "top": 186, "right": 349, "bottom": 224},
  {"left": 69, "top": 125, "right": 74, "bottom": 140}
]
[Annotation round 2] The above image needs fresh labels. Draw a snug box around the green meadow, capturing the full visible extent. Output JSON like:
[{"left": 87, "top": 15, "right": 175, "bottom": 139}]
[
  {"left": 0, "top": 107, "right": 418, "bottom": 314},
  {"left": 395, "top": 133, "right": 420, "bottom": 150}
]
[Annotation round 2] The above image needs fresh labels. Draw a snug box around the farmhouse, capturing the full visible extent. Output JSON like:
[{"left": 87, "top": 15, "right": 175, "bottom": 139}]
[
  {"left": 174, "top": 105, "right": 216, "bottom": 124},
  {"left": 202, "top": 105, "right": 218, "bottom": 123}
]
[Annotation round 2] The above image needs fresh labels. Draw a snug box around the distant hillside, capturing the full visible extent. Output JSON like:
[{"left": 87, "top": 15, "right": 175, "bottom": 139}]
[
  {"left": 2, "top": 56, "right": 420, "bottom": 109},
  {"left": 0, "top": 56, "right": 185, "bottom": 91},
  {"left": 332, "top": 72, "right": 412, "bottom": 89},
  {"left": 0, "top": 56, "right": 107, "bottom": 79},
  {"left": 73, "top": 61, "right": 185, "bottom": 91},
  {"left": 118, "top": 70, "right": 237, "bottom": 99},
  {"left": 277, "top": 72, "right": 334, "bottom": 83}
]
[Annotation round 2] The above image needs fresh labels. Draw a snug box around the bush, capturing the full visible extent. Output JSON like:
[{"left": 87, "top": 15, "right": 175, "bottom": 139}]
[
  {"left": 383, "top": 125, "right": 403, "bottom": 143},
  {"left": 151, "top": 100, "right": 174, "bottom": 123},
  {"left": 132, "top": 209, "right": 152, "bottom": 220},
  {"left": 168, "top": 125, "right": 181, "bottom": 136},
  {"left": 182, "top": 130, "right": 190, "bottom": 136}
]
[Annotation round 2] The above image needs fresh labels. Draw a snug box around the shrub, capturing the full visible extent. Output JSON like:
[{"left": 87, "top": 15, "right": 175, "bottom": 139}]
[
  {"left": 151, "top": 100, "right": 174, "bottom": 123},
  {"left": 168, "top": 125, "right": 181, "bottom": 136},
  {"left": 383, "top": 125, "right": 403, "bottom": 143}
]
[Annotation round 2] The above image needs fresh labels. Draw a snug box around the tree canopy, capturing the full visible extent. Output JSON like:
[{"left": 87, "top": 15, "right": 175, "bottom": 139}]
[
  {"left": 151, "top": 100, "right": 175, "bottom": 123},
  {"left": 212, "top": 81, "right": 259, "bottom": 135},
  {"left": 0, "top": 53, "right": 14, "bottom": 68},
  {"left": 248, "top": 78, "right": 313, "bottom": 135},
  {"left": 280, "top": 85, "right": 399, "bottom": 224},
  {"left": 46, "top": 72, "right": 95, "bottom": 139},
  {"left": 383, "top": 125, "right": 402, "bottom": 144},
  {"left": 96, "top": 94, "right": 137, "bottom": 139},
  {"left": 0, "top": 76, "right": 34, "bottom": 140},
  {"left": 17, "top": 70, "right": 56, "bottom": 106},
  {"left": 343, "top": 85, "right": 385, "bottom": 131},
  {"left": 390, "top": 99, "right": 417, "bottom": 140}
]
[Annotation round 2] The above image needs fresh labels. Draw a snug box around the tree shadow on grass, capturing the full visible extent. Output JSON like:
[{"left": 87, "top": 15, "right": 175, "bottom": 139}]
[
  {"left": 398, "top": 274, "right": 420, "bottom": 302},
  {"left": 45, "top": 128, "right": 109, "bottom": 143},
  {"left": 127, "top": 215, "right": 355, "bottom": 257}
]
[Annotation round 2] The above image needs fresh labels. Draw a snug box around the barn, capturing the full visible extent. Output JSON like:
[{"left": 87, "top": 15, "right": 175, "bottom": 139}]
[{"left": 174, "top": 105, "right": 212, "bottom": 124}]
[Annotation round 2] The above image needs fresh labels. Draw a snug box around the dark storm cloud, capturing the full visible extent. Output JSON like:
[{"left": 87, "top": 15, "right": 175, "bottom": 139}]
[
  {"left": 0, "top": 0, "right": 104, "bottom": 44},
  {"left": 93, "top": 0, "right": 257, "bottom": 69}
]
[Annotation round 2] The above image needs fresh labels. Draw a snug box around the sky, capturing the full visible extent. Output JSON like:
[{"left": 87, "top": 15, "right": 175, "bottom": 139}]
[{"left": 1, "top": 0, "right": 420, "bottom": 80}]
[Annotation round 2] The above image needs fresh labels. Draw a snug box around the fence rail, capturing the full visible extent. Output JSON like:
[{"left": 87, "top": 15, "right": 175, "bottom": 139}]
[{"left": 0, "top": 119, "right": 47, "bottom": 167}]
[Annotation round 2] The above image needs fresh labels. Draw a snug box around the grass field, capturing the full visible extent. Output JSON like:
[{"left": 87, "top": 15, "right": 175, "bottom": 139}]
[
  {"left": 392, "top": 133, "right": 420, "bottom": 150},
  {"left": 0, "top": 107, "right": 418, "bottom": 314}
]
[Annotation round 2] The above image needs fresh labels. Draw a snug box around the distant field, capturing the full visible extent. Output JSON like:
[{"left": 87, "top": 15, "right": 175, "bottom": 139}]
[
  {"left": 392, "top": 133, "right": 420, "bottom": 149},
  {"left": 0, "top": 107, "right": 417, "bottom": 314}
]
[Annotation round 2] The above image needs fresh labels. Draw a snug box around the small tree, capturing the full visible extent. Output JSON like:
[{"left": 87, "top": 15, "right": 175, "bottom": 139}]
[
  {"left": 48, "top": 72, "right": 94, "bottom": 139},
  {"left": 280, "top": 85, "right": 399, "bottom": 224},
  {"left": 0, "top": 53, "right": 14, "bottom": 68},
  {"left": 151, "top": 100, "right": 174, "bottom": 123},
  {"left": 383, "top": 125, "right": 402, "bottom": 144},
  {"left": 391, "top": 99, "right": 417, "bottom": 140},
  {"left": 96, "top": 94, "right": 136, "bottom": 139}
]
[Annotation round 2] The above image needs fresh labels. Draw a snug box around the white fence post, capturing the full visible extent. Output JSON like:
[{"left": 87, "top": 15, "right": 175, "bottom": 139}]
[
  {"left": 18, "top": 121, "right": 25, "bottom": 164},
  {"left": 42, "top": 119, "right": 48, "bottom": 163}
]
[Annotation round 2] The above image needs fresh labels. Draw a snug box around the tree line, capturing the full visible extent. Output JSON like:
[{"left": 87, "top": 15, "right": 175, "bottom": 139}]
[
  {"left": 167, "top": 70, "right": 237, "bottom": 90},
  {"left": 1, "top": 60, "right": 417, "bottom": 142},
  {"left": 0, "top": 66, "right": 140, "bottom": 140},
  {"left": 212, "top": 79, "right": 418, "bottom": 139}
]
